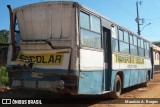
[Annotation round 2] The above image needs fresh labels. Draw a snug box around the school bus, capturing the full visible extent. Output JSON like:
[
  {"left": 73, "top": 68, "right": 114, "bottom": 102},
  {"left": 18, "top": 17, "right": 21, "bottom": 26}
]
[{"left": 7, "top": 1, "right": 154, "bottom": 98}]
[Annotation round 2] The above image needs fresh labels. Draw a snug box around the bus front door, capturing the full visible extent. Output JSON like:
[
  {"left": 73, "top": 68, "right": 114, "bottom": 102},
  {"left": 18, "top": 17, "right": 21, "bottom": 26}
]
[{"left": 102, "top": 27, "right": 112, "bottom": 91}]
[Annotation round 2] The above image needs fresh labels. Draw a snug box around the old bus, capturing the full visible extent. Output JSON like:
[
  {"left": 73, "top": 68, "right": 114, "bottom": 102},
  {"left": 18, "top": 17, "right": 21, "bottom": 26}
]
[{"left": 7, "top": 1, "right": 154, "bottom": 98}]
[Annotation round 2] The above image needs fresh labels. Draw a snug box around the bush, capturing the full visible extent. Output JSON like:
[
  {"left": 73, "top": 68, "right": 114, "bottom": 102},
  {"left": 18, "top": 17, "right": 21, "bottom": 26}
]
[{"left": 0, "top": 66, "right": 9, "bottom": 86}]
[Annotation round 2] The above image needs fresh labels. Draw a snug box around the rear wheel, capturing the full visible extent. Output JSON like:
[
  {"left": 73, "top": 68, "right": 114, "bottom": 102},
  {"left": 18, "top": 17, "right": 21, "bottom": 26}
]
[{"left": 110, "top": 75, "right": 122, "bottom": 98}]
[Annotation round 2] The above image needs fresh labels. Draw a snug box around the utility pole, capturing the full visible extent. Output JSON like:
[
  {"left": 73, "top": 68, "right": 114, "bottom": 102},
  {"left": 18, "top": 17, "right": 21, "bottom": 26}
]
[
  {"left": 136, "top": 1, "right": 141, "bottom": 35},
  {"left": 135, "top": 1, "right": 151, "bottom": 35}
]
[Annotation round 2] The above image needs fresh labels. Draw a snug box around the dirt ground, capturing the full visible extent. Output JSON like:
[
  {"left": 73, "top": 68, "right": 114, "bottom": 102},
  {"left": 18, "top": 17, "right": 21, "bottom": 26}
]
[
  {"left": 0, "top": 72, "right": 160, "bottom": 107},
  {"left": 92, "top": 72, "right": 160, "bottom": 107}
]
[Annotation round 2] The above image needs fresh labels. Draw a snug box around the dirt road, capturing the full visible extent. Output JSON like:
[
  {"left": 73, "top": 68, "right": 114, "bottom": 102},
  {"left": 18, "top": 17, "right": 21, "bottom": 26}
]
[
  {"left": 0, "top": 72, "right": 160, "bottom": 107},
  {"left": 91, "top": 72, "right": 160, "bottom": 107}
]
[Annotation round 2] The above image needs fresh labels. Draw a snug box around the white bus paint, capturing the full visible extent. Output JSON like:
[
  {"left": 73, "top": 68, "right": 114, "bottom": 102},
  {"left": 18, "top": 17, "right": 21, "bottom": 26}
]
[{"left": 80, "top": 49, "right": 104, "bottom": 71}]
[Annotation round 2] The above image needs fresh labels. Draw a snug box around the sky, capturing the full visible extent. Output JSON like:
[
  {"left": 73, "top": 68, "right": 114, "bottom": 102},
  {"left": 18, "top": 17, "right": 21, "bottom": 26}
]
[{"left": 0, "top": 0, "right": 160, "bottom": 41}]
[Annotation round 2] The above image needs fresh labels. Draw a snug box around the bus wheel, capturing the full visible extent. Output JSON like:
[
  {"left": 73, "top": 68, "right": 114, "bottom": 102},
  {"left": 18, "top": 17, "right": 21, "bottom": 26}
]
[{"left": 110, "top": 75, "right": 122, "bottom": 98}]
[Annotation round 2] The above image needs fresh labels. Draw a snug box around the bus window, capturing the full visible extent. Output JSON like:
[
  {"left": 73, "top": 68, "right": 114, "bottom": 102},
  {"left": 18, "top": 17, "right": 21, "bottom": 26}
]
[
  {"left": 80, "top": 29, "right": 101, "bottom": 48},
  {"left": 140, "top": 40, "right": 145, "bottom": 57},
  {"left": 112, "top": 39, "right": 118, "bottom": 52},
  {"left": 130, "top": 45, "right": 138, "bottom": 55},
  {"left": 144, "top": 42, "right": 147, "bottom": 57},
  {"left": 130, "top": 36, "right": 138, "bottom": 56},
  {"left": 133, "top": 36, "right": 137, "bottom": 46},
  {"left": 144, "top": 42, "right": 146, "bottom": 49},
  {"left": 80, "top": 12, "right": 90, "bottom": 29},
  {"left": 139, "top": 48, "right": 144, "bottom": 57},
  {"left": 80, "top": 11, "right": 101, "bottom": 49},
  {"left": 130, "top": 35, "right": 133, "bottom": 44},
  {"left": 124, "top": 31, "right": 129, "bottom": 43},
  {"left": 141, "top": 40, "right": 144, "bottom": 48},
  {"left": 112, "top": 26, "right": 118, "bottom": 39},
  {"left": 144, "top": 42, "right": 149, "bottom": 57},
  {"left": 14, "top": 18, "right": 21, "bottom": 43},
  {"left": 146, "top": 42, "right": 149, "bottom": 50},
  {"left": 112, "top": 26, "right": 118, "bottom": 52},
  {"left": 119, "top": 42, "right": 129, "bottom": 54},
  {"left": 119, "top": 30, "right": 129, "bottom": 54},
  {"left": 119, "top": 30, "right": 123, "bottom": 41},
  {"left": 90, "top": 15, "right": 100, "bottom": 33},
  {"left": 146, "top": 42, "right": 147, "bottom": 50},
  {"left": 138, "top": 38, "right": 141, "bottom": 47},
  {"left": 145, "top": 50, "right": 149, "bottom": 58}
]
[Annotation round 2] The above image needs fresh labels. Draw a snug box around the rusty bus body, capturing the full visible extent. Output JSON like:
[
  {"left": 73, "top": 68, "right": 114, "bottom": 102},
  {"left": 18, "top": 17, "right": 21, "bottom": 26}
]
[{"left": 7, "top": 1, "right": 153, "bottom": 98}]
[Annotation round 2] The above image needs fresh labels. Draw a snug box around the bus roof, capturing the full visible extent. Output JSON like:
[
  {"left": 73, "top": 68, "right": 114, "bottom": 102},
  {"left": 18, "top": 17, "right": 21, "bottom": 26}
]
[
  {"left": 13, "top": 1, "right": 151, "bottom": 43},
  {"left": 78, "top": 2, "right": 151, "bottom": 43}
]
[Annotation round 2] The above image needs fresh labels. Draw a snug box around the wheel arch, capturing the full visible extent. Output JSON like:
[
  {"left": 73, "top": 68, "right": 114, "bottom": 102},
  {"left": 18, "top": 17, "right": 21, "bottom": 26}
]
[
  {"left": 116, "top": 71, "right": 124, "bottom": 88},
  {"left": 109, "top": 71, "right": 124, "bottom": 98}
]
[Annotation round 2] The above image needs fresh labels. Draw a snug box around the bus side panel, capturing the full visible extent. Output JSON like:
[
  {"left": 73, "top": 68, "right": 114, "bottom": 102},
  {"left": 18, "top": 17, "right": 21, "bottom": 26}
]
[
  {"left": 111, "top": 69, "right": 148, "bottom": 90},
  {"left": 138, "top": 70, "right": 147, "bottom": 83},
  {"left": 123, "top": 70, "right": 131, "bottom": 88},
  {"left": 78, "top": 49, "right": 104, "bottom": 94},
  {"left": 129, "top": 70, "right": 139, "bottom": 86},
  {"left": 78, "top": 71, "right": 103, "bottom": 94}
]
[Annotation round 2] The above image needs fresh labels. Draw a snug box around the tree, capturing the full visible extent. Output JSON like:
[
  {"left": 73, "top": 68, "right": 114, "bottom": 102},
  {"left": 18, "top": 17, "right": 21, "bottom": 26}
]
[{"left": 0, "top": 30, "right": 9, "bottom": 46}]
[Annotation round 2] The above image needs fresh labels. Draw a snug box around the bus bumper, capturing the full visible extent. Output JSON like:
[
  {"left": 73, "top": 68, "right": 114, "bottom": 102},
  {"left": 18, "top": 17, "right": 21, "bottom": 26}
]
[{"left": 8, "top": 67, "right": 78, "bottom": 94}]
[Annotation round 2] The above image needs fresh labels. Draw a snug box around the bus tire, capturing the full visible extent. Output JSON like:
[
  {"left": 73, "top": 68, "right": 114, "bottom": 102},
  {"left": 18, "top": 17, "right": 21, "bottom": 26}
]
[{"left": 110, "top": 75, "right": 122, "bottom": 98}]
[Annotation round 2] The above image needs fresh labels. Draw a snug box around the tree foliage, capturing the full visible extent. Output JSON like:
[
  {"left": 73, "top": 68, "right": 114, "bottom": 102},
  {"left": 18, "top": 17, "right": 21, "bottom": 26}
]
[
  {"left": 0, "top": 66, "right": 9, "bottom": 86},
  {"left": 0, "top": 30, "right": 9, "bottom": 45}
]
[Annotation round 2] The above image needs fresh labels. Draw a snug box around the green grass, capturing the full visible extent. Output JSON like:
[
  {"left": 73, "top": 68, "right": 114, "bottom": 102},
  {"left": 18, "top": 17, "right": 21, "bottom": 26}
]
[{"left": 0, "top": 66, "right": 9, "bottom": 86}]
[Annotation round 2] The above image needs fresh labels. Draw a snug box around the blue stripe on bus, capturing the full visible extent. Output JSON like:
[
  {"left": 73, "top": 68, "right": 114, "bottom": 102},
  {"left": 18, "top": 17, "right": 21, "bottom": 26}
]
[
  {"left": 129, "top": 70, "right": 139, "bottom": 87},
  {"left": 78, "top": 69, "right": 149, "bottom": 94},
  {"left": 11, "top": 71, "right": 60, "bottom": 81},
  {"left": 124, "top": 69, "right": 148, "bottom": 88},
  {"left": 11, "top": 68, "right": 150, "bottom": 94},
  {"left": 78, "top": 70, "right": 103, "bottom": 94},
  {"left": 33, "top": 68, "right": 78, "bottom": 75},
  {"left": 11, "top": 69, "right": 77, "bottom": 81},
  {"left": 110, "top": 69, "right": 149, "bottom": 90},
  {"left": 123, "top": 70, "right": 132, "bottom": 88},
  {"left": 137, "top": 70, "right": 148, "bottom": 84}
]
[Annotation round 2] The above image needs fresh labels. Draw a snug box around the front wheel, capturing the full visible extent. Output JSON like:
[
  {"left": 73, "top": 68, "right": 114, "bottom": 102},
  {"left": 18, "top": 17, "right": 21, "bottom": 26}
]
[{"left": 110, "top": 75, "right": 122, "bottom": 98}]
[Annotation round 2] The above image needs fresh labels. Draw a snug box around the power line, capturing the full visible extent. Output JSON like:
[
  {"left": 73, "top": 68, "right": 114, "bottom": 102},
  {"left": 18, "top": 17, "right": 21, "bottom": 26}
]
[{"left": 145, "top": 18, "right": 160, "bottom": 21}]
